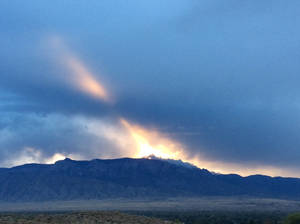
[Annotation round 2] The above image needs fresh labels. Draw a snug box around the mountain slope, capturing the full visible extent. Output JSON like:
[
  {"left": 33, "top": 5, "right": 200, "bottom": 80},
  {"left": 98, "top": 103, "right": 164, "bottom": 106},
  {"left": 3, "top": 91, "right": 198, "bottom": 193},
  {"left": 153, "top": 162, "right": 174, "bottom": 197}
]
[{"left": 0, "top": 158, "right": 300, "bottom": 202}]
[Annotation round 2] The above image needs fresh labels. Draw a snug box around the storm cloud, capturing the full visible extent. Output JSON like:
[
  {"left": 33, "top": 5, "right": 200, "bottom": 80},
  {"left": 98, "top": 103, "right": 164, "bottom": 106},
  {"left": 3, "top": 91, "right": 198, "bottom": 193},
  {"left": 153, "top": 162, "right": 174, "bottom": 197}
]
[{"left": 1, "top": 0, "right": 300, "bottom": 176}]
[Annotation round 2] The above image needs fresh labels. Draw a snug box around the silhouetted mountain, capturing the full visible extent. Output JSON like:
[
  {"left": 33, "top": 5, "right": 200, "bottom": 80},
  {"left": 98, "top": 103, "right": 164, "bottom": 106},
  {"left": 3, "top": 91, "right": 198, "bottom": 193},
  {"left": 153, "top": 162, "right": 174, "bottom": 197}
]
[
  {"left": 0, "top": 157, "right": 300, "bottom": 202},
  {"left": 145, "top": 154, "right": 198, "bottom": 169}
]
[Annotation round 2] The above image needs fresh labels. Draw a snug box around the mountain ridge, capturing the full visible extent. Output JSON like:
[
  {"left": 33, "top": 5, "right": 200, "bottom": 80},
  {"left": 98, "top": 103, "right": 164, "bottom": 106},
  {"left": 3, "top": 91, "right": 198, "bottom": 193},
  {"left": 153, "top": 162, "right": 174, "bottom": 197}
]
[{"left": 0, "top": 157, "right": 300, "bottom": 202}]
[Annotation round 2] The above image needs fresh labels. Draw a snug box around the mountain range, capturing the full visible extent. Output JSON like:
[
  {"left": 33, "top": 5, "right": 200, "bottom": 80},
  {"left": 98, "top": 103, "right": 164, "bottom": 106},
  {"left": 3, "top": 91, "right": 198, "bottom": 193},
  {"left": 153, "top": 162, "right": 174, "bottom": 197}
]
[{"left": 0, "top": 157, "right": 300, "bottom": 202}]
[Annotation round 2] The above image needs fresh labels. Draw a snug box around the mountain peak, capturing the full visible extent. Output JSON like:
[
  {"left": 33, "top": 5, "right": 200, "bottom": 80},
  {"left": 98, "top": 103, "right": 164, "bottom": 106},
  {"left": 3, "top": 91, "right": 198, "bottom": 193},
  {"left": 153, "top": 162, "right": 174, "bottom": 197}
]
[
  {"left": 144, "top": 154, "right": 198, "bottom": 169},
  {"left": 54, "top": 157, "right": 74, "bottom": 165}
]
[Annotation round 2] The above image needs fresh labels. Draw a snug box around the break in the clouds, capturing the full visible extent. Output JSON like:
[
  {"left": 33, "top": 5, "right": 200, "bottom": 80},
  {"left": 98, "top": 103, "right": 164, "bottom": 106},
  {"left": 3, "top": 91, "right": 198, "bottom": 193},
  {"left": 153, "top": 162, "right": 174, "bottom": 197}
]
[{"left": 1, "top": 0, "right": 300, "bottom": 177}]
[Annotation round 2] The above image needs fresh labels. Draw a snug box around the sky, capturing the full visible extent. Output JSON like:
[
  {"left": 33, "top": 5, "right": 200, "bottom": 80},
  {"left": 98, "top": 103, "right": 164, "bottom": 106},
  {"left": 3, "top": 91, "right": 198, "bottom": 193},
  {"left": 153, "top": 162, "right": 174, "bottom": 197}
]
[{"left": 1, "top": 0, "right": 300, "bottom": 177}]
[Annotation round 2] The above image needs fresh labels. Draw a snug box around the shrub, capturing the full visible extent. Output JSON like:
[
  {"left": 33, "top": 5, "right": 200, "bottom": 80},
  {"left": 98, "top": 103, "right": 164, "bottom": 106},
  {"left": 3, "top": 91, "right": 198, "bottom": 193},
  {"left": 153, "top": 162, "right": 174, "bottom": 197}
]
[{"left": 284, "top": 213, "right": 300, "bottom": 224}]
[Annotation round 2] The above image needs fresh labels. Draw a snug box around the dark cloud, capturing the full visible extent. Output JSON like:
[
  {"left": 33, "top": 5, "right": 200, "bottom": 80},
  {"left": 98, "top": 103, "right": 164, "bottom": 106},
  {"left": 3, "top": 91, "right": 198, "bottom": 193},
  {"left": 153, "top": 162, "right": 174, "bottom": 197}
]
[
  {"left": 1, "top": 0, "right": 300, "bottom": 175},
  {"left": 0, "top": 112, "right": 128, "bottom": 166}
]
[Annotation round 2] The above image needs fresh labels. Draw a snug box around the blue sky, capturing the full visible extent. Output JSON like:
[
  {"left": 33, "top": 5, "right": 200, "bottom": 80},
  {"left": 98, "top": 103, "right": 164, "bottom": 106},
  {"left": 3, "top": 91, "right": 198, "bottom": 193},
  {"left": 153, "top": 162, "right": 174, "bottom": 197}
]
[{"left": 1, "top": 0, "right": 300, "bottom": 177}]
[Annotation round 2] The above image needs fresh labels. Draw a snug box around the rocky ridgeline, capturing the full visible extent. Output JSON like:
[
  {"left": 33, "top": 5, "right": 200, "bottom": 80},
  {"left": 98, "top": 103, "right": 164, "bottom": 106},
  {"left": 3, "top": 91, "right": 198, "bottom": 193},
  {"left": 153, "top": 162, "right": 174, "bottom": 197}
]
[
  {"left": 1, "top": 157, "right": 300, "bottom": 201},
  {"left": 0, "top": 211, "right": 178, "bottom": 224}
]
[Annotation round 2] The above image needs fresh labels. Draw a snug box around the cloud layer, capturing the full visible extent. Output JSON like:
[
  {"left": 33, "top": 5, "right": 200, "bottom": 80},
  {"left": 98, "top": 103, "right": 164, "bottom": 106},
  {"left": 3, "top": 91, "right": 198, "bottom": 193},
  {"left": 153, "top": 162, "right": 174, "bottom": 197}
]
[{"left": 1, "top": 0, "right": 300, "bottom": 177}]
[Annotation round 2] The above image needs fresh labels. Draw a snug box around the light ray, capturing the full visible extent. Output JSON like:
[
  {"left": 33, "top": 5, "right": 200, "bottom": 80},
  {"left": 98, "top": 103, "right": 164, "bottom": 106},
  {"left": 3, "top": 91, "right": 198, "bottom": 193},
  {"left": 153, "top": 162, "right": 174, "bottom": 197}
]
[{"left": 48, "top": 36, "right": 110, "bottom": 102}]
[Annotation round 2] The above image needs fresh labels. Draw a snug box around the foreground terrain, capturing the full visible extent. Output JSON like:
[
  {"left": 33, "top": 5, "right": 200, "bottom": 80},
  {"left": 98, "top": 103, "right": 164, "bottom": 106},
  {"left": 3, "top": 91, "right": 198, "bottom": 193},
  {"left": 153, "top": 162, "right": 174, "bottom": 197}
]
[
  {"left": 0, "top": 197, "right": 299, "bottom": 212},
  {"left": 0, "top": 198, "right": 299, "bottom": 223},
  {"left": 0, "top": 211, "right": 299, "bottom": 224},
  {"left": 0, "top": 211, "right": 176, "bottom": 224}
]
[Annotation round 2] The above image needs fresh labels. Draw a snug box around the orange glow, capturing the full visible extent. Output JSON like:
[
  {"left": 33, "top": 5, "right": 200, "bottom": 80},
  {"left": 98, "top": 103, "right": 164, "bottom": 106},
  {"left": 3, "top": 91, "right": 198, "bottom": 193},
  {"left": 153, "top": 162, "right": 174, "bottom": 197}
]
[
  {"left": 121, "top": 119, "right": 185, "bottom": 159},
  {"left": 48, "top": 36, "right": 110, "bottom": 102},
  {"left": 119, "top": 119, "right": 299, "bottom": 177},
  {"left": 65, "top": 57, "right": 109, "bottom": 101},
  {"left": 120, "top": 118, "right": 227, "bottom": 171}
]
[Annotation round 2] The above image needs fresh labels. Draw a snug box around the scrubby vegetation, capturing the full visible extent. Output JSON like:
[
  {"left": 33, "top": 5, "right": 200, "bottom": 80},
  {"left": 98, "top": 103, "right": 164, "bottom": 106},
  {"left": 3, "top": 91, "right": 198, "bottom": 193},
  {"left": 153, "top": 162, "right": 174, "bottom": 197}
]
[
  {"left": 0, "top": 211, "right": 177, "bottom": 224},
  {"left": 0, "top": 211, "right": 299, "bottom": 224},
  {"left": 133, "top": 210, "right": 297, "bottom": 224},
  {"left": 284, "top": 213, "right": 300, "bottom": 224}
]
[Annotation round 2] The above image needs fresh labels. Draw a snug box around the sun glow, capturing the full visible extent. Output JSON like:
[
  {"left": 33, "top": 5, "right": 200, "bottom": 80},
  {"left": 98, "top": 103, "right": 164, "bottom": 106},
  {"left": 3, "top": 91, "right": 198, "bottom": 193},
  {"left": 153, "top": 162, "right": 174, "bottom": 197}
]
[
  {"left": 121, "top": 119, "right": 183, "bottom": 159},
  {"left": 131, "top": 131, "right": 178, "bottom": 159}
]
